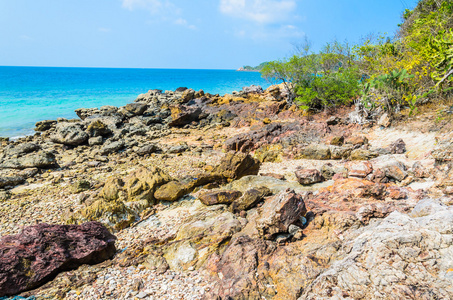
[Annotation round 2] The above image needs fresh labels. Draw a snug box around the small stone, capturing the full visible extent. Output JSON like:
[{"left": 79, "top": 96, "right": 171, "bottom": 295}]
[
  {"left": 330, "top": 136, "right": 344, "bottom": 146},
  {"left": 326, "top": 116, "right": 340, "bottom": 125},
  {"left": 136, "top": 291, "right": 148, "bottom": 299},
  {"left": 347, "top": 161, "right": 373, "bottom": 178},
  {"left": 274, "top": 233, "right": 291, "bottom": 243},
  {"left": 72, "top": 180, "right": 91, "bottom": 193},
  {"left": 88, "top": 136, "right": 103, "bottom": 146},
  {"left": 388, "top": 138, "right": 406, "bottom": 154},
  {"left": 345, "top": 135, "right": 368, "bottom": 146},
  {"left": 288, "top": 224, "right": 302, "bottom": 236},
  {"left": 295, "top": 169, "right": 323, "bottom": 185},
  {"left": 378, "top": 113, "right": 391, "bottom": 127}
]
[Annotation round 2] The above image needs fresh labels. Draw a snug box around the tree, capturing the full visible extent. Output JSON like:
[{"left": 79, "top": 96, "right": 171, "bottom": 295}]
[{"left": 261, "top": 40, "right": 361, "bottom": 110}]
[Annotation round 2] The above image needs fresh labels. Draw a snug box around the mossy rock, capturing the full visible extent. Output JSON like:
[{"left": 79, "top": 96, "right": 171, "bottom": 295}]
[
  {"left": 99, "top": 177, "right": 125, "bottom": 201},
  {"left": 124, "top": 167, "right": 172, "bottom": 204},
  {"left": 71, "top": 199, "right": 136, "bottom": 232},
  {"left": 254, "top": 144, "right": 283, "bottom": 163},
  {"left": 71, "top": 179, "right": 91, "bottom": 194},
  {"left": 350, "top": 149, "right": 379, "bottom": 161},
  {"left": 154, "top": 181, "right": 188, "bottom": 202},
  {"left": 86, "top": 120, "right": 111, "bottom": 137}
]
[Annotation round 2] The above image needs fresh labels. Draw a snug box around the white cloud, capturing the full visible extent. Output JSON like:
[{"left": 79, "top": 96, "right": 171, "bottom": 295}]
[
  {"left": 174, "top": 18, "right": 197, "bottom": 30},
  {"left": 122, "top": 0, "right": 197, "bottom": 29},
  {"left": 121, "top": 0, "right": 179, "bottom": 15},
  {"left": 219, "top": 0, "right": 296, "bottom": 24}
]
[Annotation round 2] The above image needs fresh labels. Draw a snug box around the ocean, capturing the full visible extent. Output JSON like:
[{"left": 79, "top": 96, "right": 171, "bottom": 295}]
[{"left": 0, "top": 66, "right": 269, "bottom": 138}]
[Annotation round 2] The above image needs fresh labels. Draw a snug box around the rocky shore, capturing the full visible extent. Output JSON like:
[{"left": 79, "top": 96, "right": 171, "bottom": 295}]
[{"left": 1, "top": 84, "right": 453, "bottom": 299}]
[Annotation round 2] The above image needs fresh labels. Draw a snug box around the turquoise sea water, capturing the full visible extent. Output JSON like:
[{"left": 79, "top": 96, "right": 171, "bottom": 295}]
[{"left": 0, "top": 66, "right": 269, "bottom": 138}]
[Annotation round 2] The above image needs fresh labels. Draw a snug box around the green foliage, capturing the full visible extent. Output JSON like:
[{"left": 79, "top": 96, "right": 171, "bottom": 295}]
[
  {"left": 262, "top": 0, "right": 453, "bottom": 114},
  {"left": 261, "top": 40, "right": 361, "bottom": 110},
  {"left": 355, "top": 0, "right": 453, "bottom": 115}
]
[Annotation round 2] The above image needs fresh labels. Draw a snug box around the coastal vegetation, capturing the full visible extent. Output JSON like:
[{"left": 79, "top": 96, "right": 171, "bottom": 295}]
[{"left": 261, "top": 0, "right": 453, "bottom": 114}]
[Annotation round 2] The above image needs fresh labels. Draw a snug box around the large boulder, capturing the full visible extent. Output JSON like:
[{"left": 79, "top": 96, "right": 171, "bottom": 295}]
[
  {"left": 242, "top": 85, "right": 264, "bottom": 94},
  {"left": 298, "top": 144, "right": 331, "bottom": 160},
  {"left": 74, "top": 199, "right": 135, "bottom": 231},
  {"left": 100, "top": 140, "right": 125, "bottom": 155},
  {"left": 0, "top": 222, "right": 116, "bottom": 297},
  {"left": 50, "top": 123, "right": 89, "bottom": 146},
  {"left": 124, "top": 167, "right": 172, "bottom": 204},
  {"left": 256, "top": 189, "right": 307, "bottom": 239},
  {"left": 125, "top": 102, "right": 148, "bottom": 116},
  {"left": 168, "top": 105, "right": 202, "bottom": 127},
  {"left": 4, "top": 143, "right": 40, "bottom": 157},
  {"left": 231, "top": 187, "right": 271, "bottom": 212},
  {"left": 99, "top": 177, "right": 125, "bottom": 201},
  {"left": 0, "top": 176, "right": 25, "bottom": 188},
  {"left": 135, "top": 144, "right": 160, "bottom": 156},
  {"left": 204, "top": 236, "right": 276, "bottom": 300},
  {"left": 154, "top": 181, "right": 188, "bottom": 202},
  {"left": 375, "top": 159, "right": 408, "bottom": 182},
  {"left": 0, "top": 151, "right": 57, "bottom": 170},
  {"left": 211, "top": 151, "right": 261, "bottom": 181},
  {"left": 86, "top": 120, "right": 112, "bottom": 137},
  {"left": 300, "top": 205, "right": 453, "bottom": 299},
  {"left": 163, "top": 206, "right": 242, "bottom": 271},
  {"left": 198, "top": 190, "right": 243, "bottom": 206},
  {"left": 35, "top": 120, "right": 57, "bottom": 132}
]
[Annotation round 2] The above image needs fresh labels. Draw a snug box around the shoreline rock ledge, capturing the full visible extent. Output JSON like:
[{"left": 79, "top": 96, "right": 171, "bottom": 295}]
[{"left": 0, "top": 222, "right": 116, "bottom": 297}]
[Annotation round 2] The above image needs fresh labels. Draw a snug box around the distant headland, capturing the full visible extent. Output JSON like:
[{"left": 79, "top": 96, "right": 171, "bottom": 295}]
[{"left": 237, "top": 62, "right": 269, "bottom": 72}]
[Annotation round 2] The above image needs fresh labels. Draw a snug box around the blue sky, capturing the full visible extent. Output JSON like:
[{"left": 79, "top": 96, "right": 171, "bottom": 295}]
[{"left": 0, "top": 0, "right": 419, "bottom": 69}]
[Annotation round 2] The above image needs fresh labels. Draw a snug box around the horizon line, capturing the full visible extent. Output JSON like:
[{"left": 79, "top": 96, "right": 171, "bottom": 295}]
[{"left": 0, "top": 65, "right": 240, "bottom": 71}]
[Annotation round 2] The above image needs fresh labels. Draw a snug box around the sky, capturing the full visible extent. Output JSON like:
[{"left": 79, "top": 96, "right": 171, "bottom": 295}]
[{"left": 0, "top": 0, "right": 419, "bottom": 69}]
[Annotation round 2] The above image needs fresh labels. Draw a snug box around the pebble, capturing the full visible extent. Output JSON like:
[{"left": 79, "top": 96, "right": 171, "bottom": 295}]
[{"left": 136, "top": 291, "right": 148, "bottom": 299}]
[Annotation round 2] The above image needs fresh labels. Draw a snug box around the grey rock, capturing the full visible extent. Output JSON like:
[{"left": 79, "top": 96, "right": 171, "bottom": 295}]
[
  {"left": 88, "top": 136, "right": 103, "bottom": 146},
  {"left": 5, "top": 143, "right": 40, "bottom": 157},
  {"left": 51, "top": 123, "right": 88, "bottom": 146},
  {"left": 17, "top": 168, "right": 39, "bottom": 179},
  {"left": 300, "top": 206, "right": 453, "bottom": 299},
  {"left": 389, "top": 138, "right": 406, "bottom": 154},
  {"left": 125, "top": 102, "right": 148, "bottom": 116},
  {"left": 242, "top": 85, "right": 264, "bottom": 94},
  {"left": 135, "top": 144, "right": 160, "bottom": 156},
  {"left": 167, "top": 144, "right": 189, "bottom": 154},
  {"left": 0, "top": 151, "right": 57, "bottom": 170},
  {"left": 35, "top": 120, "right": 57, "bottom": 132},
  {"left": 100, "top": 140, "right": 125, "bottom": 155},
  {"left": 75, "top": 108, "right": 99, "bottom": 120},
  {"left": 0, "top": 176, "right": 25, "bottom": 188}
]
